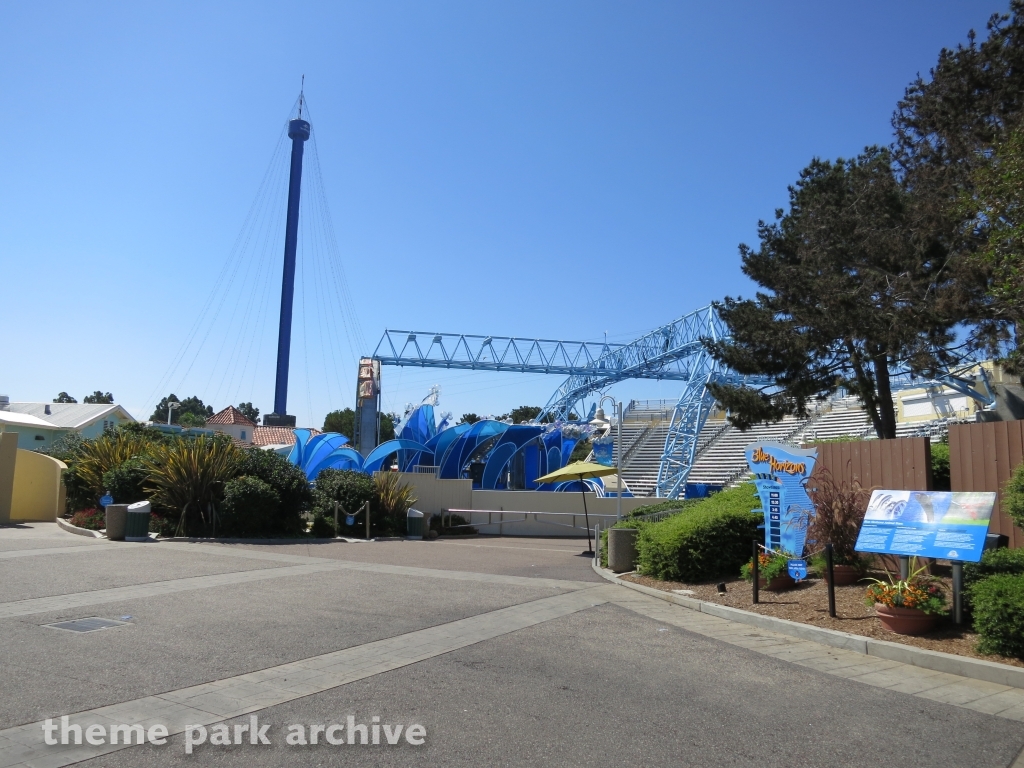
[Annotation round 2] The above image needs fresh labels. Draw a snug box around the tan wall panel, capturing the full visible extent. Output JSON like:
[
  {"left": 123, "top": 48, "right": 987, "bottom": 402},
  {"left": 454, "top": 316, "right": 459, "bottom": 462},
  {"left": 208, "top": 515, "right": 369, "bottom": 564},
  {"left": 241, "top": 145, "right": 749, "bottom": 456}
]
[
  {"left": 806, "top": 437, "right": 931, "bottom": 493},
  {"left": 949, "top": 421, "right": 1024, "bottom": 548}
]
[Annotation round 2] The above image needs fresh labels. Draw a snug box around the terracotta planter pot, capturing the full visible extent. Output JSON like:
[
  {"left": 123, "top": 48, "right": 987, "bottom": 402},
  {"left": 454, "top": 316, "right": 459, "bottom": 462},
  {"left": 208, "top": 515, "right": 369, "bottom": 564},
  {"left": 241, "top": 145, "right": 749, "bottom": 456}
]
[
  {"left": 824, "top": 564, "right": 863, "bottom": 586},
  {"left": 759, "top": 573, "right": 795, "bottom": 591},
  {"left": 874, "top": 603, "right": 939, "bottom": 635}
]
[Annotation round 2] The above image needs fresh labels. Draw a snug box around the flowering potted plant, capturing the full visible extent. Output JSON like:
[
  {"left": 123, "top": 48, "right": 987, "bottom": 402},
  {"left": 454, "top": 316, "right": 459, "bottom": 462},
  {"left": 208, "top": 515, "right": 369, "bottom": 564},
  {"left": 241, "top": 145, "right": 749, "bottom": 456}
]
[
  {"left": 864, "top": 559, "right": 948, "bottom": 635},
  {"left": 741, "top": 549, "right": 796, "bottom": 591}
]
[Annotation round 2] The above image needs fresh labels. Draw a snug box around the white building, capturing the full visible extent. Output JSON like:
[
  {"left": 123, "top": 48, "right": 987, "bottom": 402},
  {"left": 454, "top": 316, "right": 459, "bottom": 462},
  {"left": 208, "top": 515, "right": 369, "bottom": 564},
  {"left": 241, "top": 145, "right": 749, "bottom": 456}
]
[{"left": 0, "top": 396, "right": 135, "bottom": 450}]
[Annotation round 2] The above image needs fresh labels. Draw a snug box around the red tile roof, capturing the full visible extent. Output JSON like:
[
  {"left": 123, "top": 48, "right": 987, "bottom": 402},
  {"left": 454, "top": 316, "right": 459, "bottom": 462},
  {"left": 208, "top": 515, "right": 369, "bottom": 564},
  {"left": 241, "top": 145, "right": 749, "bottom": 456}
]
[
  {"left": 208, "top": 406, "right": 257, "bottom": 427},
  {"left": 251, "top": 425, "right": 320, "bottom": 447}
]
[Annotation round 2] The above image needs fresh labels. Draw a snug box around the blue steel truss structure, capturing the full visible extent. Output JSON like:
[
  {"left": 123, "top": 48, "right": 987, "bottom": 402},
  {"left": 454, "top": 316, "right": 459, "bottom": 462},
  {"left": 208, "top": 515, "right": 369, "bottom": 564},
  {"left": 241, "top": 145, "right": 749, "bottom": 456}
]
[
  {"left": 373, "top": 330, "right": 626, "bottom": 376},
  {"left": 372, "top": 304, "right": 996, "bottom": 498}
]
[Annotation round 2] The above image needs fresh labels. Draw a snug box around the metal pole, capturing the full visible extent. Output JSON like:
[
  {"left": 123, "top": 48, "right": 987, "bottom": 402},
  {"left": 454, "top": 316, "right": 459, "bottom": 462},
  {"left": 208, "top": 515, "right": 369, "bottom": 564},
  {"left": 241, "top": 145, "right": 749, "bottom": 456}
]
[
  {"left": 752, "top": 539, "right": 759, "bottom": 604},
  {"left": 365, "top": 501, "right": 370, "bottom": 540},
  {"left": 334, "top": 501, "right": 338, "bottom": 537},
  {"left": 580, "top": 478, "right": 593, "bottom": 555},
  {"left": 952, "top": 561, "right": 964, "bottom": 625},
  {"left": 616, "top": 401, "right": 622, "bottom": 520},
  {"left": 825, "top": 543, "right": 837, "bottom": 618},
  {"left": 899, "top": 555, "right": 909, "bottom": 580},
  {"left": 270, "top": 116, "right": 311, "bottom": 420}
]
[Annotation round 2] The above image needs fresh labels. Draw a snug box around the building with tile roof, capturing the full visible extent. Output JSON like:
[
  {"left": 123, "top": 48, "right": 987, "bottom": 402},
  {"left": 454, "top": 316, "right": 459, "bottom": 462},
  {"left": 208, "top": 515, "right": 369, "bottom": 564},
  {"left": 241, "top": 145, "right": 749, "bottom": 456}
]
[
  {"left": 205, "top": 405, "right": 319, "bottom": 450},
  {"left": 251, "top": 425, "right": 320, "bottom": 450},
  {"left": 206, "top": 406, "right": 258, "bottom": 444}
]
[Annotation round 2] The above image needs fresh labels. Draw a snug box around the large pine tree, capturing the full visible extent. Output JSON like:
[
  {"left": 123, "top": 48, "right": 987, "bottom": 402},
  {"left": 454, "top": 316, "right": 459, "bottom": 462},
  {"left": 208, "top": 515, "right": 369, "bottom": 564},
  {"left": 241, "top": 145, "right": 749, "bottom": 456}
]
[{"left": 705, "top": 148, "right": 957, "bottom": 439}]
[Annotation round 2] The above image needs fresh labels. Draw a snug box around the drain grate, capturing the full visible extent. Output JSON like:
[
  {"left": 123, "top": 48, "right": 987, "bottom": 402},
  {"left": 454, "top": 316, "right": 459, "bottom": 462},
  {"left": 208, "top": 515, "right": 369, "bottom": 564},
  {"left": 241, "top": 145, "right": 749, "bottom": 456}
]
[{"left": 43, "top": 617, "right": 131, "bottom": 634}]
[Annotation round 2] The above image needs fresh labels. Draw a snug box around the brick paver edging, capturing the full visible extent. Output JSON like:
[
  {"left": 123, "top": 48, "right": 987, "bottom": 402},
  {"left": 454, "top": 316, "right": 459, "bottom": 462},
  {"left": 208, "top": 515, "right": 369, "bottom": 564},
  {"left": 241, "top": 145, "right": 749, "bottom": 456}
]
[{"left": 592, "top": 561, "right": 1024, "bottom": 690}]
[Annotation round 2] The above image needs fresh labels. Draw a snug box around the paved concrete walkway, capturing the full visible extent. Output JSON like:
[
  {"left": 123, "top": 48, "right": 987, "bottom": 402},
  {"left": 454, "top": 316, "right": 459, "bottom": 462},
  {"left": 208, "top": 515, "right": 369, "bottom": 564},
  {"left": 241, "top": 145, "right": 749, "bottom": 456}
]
[{"left": 2, "top": 523, "right": 1024, "bottom": 767}]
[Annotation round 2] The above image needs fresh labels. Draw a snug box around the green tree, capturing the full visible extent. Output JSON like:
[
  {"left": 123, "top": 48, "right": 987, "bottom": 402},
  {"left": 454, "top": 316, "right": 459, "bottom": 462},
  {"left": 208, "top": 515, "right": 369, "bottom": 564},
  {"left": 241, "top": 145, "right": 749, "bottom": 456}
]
[
  {"left": 53, "top": 392, "right": 77, "bottom": 403},
  {"left": 83, "top": 391, "right": 114, "bottom": 404},
  {"left": 179, "top": 412, "right": 207, "bottom": 428},
  {"left": 959, "top": 125, "right": 1024, "bottom": 373},
  {"left": 323, "top": 408, "right": 355, "bottom": 436},
  {"left": 894, "top": 2, "right": 1024, "bottom": 369},
  {"left": 323, "top": 408, "right": 396, "bottom": 442},
  {"left": 151, "top": 395, "right": 214, "bottom": 424},
  {"left": 706, "top": 148, "right": 957, "bottom": 439},
  {"left": 507, "top": 405, "right": 543, "bottom": 423},
  {"left": 458, "top": 413, "right": 480, "bottom": 425},
  {"left": 380, "top": 412, "right": 397, "bottom": 440},
  {"left": 236, "top": 402, "right": 260, "bottom": 423}
]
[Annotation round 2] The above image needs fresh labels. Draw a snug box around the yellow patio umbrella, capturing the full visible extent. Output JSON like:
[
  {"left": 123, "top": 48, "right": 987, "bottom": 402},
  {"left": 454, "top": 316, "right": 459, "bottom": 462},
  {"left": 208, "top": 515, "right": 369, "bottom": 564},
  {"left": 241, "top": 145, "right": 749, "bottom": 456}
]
[{"left": 534, "top": 461, "right": 619, "bottom": 555}]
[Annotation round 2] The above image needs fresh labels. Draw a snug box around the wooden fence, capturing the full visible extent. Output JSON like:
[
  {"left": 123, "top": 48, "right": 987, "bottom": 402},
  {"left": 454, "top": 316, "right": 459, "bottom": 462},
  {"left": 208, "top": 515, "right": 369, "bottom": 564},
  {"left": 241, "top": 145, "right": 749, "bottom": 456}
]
[
  {"left": 808, "top": 437, "right": 933, "bottom": 492},
  {"left": 949, "top": 421, "right": 1024, "bottom": 548}
]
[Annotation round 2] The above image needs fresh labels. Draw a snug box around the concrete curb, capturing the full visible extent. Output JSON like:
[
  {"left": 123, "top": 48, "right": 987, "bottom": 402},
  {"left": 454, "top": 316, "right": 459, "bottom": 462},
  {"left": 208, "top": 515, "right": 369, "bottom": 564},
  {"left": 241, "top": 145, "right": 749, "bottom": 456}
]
[
  {"left": 592, "top": 560, "right": 1024, "bottom": 690},
  {"left": 56, "top": 517, "right": 105, "bottom": 538}
]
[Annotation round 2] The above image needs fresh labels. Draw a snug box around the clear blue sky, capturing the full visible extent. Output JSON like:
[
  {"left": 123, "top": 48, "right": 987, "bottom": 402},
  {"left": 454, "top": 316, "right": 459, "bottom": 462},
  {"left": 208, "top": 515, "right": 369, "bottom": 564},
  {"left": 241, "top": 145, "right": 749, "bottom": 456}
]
[{"left": 0, "top": 1, "right": 999, "bottom": 427}]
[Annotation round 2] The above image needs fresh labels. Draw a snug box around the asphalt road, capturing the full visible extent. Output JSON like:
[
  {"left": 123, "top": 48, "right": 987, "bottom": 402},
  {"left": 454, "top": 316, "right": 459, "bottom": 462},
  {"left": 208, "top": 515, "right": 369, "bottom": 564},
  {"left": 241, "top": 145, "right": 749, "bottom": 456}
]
[{"left": 3, "top": 524, "right": 1023, "bottom": 768}]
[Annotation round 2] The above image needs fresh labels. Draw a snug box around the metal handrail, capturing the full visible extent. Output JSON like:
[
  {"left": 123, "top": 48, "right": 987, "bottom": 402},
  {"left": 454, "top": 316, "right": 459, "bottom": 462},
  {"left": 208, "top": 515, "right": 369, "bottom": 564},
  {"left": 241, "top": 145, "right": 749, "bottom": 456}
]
[
  {"left": 444, "top": 508, "right": 618, "bottom": 534},
  {"left": 620, "top": 421, "right": 657, "bottom": 469}
]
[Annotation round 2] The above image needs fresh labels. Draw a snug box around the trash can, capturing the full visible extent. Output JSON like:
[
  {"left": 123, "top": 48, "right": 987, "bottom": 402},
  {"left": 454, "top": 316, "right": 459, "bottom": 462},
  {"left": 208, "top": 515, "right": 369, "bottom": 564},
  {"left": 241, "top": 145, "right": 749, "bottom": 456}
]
[
  {"left": 105, "top": 504, "right": 129, "bottom": 541},
  {"left": 125, "top": 501, "right": 152, "bottom": 542},
  {"left": 407, "top": 508, "right": 425, "bottom": 540},
  {"left": 608, "top": 527, "right": 638, "bottom": 573}
]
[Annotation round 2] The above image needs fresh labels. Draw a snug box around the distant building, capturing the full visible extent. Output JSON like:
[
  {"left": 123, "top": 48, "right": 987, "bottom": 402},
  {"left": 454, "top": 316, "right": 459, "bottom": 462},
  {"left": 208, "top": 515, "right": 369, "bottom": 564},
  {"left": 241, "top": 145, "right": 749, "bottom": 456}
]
[
  {"left": 0, "top": 396, "right": 134, "bottom": 450},
  {"left": 206, "top": 405, "right": 319, "bottom": 452},
  {"left": 206, "top": 406, "right": 257, "bottom": 444}
]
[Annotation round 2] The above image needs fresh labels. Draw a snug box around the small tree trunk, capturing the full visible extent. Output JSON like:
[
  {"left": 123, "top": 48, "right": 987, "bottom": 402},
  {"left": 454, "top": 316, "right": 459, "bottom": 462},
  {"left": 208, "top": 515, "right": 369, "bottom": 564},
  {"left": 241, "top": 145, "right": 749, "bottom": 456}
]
[
  {"left": 872, "top": 354, "right": 898, "bottom": 439},
  {"left": 846, "top": 341, "right": 885, "bottom": 438}
]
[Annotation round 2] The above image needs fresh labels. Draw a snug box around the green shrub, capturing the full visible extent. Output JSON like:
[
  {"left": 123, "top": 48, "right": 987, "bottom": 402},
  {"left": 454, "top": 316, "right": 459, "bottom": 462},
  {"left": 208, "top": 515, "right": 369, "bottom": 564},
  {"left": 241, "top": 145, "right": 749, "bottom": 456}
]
[
  {"left": 310, "top": 514, "right": 336, "bottom": 538},
  {"left": 969, "top": 574, "right": 1024, "bottom": 658},
  {"left": 1006, "top": 462, "right": 1024, "bottom": 530},
  {"left": 965, "top": 547, "right": 1024, "bottom": 588},
  {"left": 150, "top": 512, "right": 176, "bottom": 538},
  {"left": 70, "top": 508, "right": 104, "bottom": 530},
  {"left": 217, "top": 476, "right": 282, "bottom": 538},
  {"left": 931, "top": 443, "right": 951, "bottom": 491},
  {"left": 101, "top": 458, "right": 149, "bottom": 505},
  {"left": 313, "top": 469, "right": 374, "bottom": 515},
  {"left": 625, "top": 499, "right": 699, "bottom": 518},
  {"left": 636, "top": 484, "right": 761, "bottom": 581},
  {"left": 372, "top": 473, "right": 416, "bottom": 535},
  {"left": 236, "top": 447, "right": 311, "bottom": 524}
]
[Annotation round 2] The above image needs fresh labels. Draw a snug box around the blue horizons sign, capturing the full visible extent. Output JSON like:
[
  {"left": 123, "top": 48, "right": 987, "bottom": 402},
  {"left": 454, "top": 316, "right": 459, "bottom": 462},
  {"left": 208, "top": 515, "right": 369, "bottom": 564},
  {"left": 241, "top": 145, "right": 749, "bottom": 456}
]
[{"left": 745, "top": 442, "right": 818, "bottom": 557}]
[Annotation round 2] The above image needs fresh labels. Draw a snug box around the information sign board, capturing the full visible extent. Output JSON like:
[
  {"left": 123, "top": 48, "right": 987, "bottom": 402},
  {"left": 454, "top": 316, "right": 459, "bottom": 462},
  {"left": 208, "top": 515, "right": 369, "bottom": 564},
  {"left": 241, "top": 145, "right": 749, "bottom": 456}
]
[{"left": 854, "top": 490, "right": 996, "bottom": 562}]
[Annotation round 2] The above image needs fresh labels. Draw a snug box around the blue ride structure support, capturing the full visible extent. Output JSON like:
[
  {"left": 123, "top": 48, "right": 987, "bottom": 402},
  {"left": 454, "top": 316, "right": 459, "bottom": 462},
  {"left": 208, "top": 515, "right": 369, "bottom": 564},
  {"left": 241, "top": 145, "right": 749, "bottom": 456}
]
[{"left": 265, "top": 117, "right": 311, "bottom": 427}]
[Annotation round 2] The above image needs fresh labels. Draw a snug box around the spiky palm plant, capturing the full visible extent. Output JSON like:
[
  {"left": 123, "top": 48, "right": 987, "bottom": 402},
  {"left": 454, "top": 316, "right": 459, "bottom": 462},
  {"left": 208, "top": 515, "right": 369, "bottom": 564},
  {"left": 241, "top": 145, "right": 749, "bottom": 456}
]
[
  {"left": 143, "top": 436, "right": 240, "bottom": 536},
  {"left": 372, "top": 472, "right": 417, "bottom": 534},
  {"left": 74, "top": 432, "right": 153, "bottom": 499}
]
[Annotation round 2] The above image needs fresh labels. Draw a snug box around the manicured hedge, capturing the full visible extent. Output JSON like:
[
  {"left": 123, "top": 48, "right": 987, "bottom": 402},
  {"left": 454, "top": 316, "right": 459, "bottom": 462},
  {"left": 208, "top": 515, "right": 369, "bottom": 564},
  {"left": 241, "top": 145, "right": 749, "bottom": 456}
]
[
  {"left": 218, "top": 476, "right": 282, "bottom": 538},
  {"left": 625, "top": 499, "right": 699, "bottom": 518},
  {"left": 964, "top": 547, "right": 1024, "bottom": 591},
  {"left": 636, "top": 484, "right": 760, "bottom": 582},
  {"left": 969, "top": 574, "right": 1024, "bottom": 659},
  {"left": 1007, "top": 462, "right": 1024, "bottom": 530}
]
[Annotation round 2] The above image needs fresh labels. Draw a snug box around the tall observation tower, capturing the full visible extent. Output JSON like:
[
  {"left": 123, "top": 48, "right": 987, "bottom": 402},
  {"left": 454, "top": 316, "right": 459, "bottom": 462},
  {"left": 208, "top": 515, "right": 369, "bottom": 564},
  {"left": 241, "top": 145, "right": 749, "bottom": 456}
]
[{"left": 263, "top": 96, "right": 311, "bottom": 427}]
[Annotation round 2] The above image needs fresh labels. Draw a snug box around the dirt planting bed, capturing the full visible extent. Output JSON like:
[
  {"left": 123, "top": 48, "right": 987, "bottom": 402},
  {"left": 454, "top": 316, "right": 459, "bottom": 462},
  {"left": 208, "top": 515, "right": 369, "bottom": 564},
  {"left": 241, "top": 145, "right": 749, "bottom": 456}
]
[{"left": 621, "top": 570, "right": 1024, "bottom": 668}]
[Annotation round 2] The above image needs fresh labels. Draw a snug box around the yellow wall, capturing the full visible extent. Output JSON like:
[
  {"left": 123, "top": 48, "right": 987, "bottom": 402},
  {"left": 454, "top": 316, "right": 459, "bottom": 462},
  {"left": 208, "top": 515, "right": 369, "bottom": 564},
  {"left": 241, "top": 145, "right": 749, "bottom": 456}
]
[{"left": 10, "top": 449, "right": 66, "bottom": 522}]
